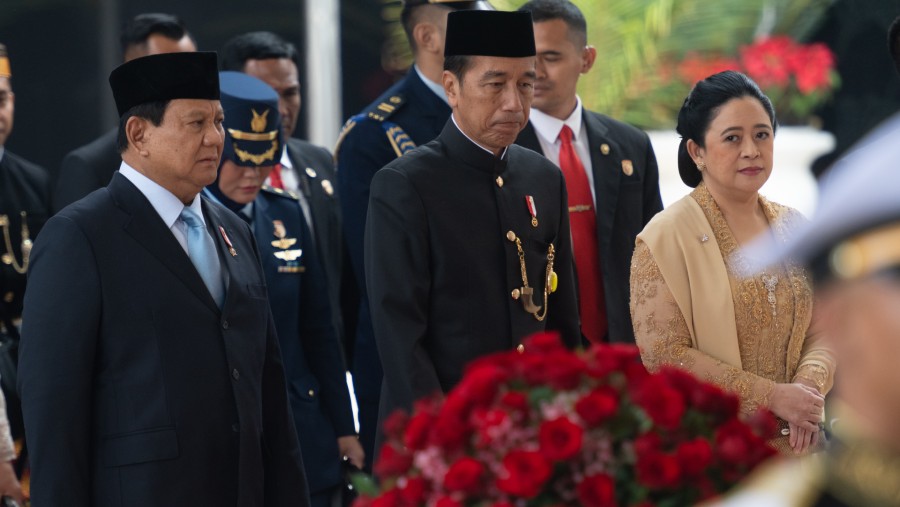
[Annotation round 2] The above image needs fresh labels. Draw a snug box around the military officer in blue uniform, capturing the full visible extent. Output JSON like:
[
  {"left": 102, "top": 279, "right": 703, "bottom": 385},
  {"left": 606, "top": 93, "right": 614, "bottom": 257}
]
[
  {"left": 206, "top": 71, "right": 363, "bottom": 507},
  {"left": 334, "top": 0, "right": 491, "bottom": 468}
]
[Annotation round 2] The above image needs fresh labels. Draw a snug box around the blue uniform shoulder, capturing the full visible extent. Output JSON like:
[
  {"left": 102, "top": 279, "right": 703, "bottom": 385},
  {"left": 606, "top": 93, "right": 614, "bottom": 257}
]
[
  {"left": 334, "top": 75, "right": 420, "bottom": 158},
  {"left": 260, "top": 185, "right": 301, "bottom": 201}
]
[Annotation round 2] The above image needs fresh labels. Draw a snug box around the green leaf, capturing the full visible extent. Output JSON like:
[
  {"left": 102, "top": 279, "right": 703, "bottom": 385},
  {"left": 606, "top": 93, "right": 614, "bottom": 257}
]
[{"left": 350, "top": 472, "right": 382, "bottom": 497}]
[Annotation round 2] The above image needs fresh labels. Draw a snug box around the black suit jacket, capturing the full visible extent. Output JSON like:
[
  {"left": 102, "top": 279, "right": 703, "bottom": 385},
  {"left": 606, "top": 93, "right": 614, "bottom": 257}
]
[
  {"left": 284, "top": 138, "right": 353, "bottom": 359},
  {"left": 19, "top": 173, "right": 309, "bottom": 507},
  {"left": 515, "top": 110, "right": 663, "bottom": 344},
  {"left": 53, "top": 128, "right": 120, "bottom": 213},
  {"left": 366, "top": 120, "right": 581, "bottom": 418},
  {"left": 253, "top": 189, "right": 356, "bottom": 493}
]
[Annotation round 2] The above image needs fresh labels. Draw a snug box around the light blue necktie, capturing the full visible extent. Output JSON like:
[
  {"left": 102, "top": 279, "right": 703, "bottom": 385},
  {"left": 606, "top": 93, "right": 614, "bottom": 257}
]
[{"left": 180, "top": 206, "right": 226, "bottom": 308}]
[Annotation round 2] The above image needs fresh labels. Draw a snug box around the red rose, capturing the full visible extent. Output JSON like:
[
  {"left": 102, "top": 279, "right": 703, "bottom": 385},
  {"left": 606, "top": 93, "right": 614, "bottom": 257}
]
[
  {"left": 714, "top": 419, "right": 756, "bottom": 465},
  {"left": 373, "top": 443, "right": 413, "bottom": 479},
  {"left": 500, "top": 391, "right": 529, "bottom": 414},
  {"left": 586, "top": 343, "right": 642, "bottom": 379},
  {"left": 632, "top": 375, "right": 686, "bottom": 430},
  {"left": 539, "top": 416, "right": 584, "bottom": 461},
  {"left": 398, "top": 476, "right": 427, "bottom": 505},
  {"left": 435, "top": 497, "right": 463, "bottom": 507},
  {"left": 431, "top": 392, "right": 470, "bottom": 450},
  {"left": 370, "top": 488, "right": 401, "bottom": 507},
  {"left": 636, "top": 451, "right": 681, "bottom": 489},
  {"left": 456, "top": 363, "right": 509, "bottom": 408},
  {"left": 525, "top": 330, "right": 566, "bottom": 352},
  {"left": 352, "top": 496, "right": 374, "bottom": 507},
  {"left": 473, "top": 408, "right": 510, "bottom": 447},
  {"left": 496, "top": 450, "right": 552, "bottom": 499},
  {"left": 744, "top": 409, "right": 778, "bottom": 439},
  {"left": 675, "top": 438, "right": 713, "bottom": 478},
  {"left": 577, "top": 473, "right": 616, "bottom": 507},
  {"left": 575, "top": 388, "right": 619, "bottom": 426},
  {"left": 404, "top": 412, "right": 434, "bottom": 450},
  {"left": 633, "top": 433, "right": 662, "bottom": 458},
  {"left": 444, "top": 457, "right": 485, "bottom": 495},
  {"left": 492, "top": 503, "right": 514, "bottom": 507},
  {"left": 541, "top": 350, "right": 587, "bottom": 389},
  {"left": 740, "top": 36, "right": 796, "bottom": 88},
  {"left": 382, "top": 410, "right": 409, "bottom": 442}
]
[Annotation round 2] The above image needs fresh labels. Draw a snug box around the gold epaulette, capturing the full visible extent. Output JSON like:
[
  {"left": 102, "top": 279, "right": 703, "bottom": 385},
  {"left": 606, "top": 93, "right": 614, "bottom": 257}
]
[
  {"left": 333, "top": 94, "right": 407, "bottom": 163},
  {"left": 260, "top": 185, "right": 300, "bottom": 200}
]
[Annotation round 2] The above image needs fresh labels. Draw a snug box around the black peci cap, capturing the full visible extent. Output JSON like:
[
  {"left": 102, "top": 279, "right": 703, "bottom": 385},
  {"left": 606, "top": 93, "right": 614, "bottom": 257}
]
[
  {"left": 109, "top": 51, "right": 219, "bottom": 117},
  {"left": 444, "top": 10, "right": 536, "bottom": 58}
]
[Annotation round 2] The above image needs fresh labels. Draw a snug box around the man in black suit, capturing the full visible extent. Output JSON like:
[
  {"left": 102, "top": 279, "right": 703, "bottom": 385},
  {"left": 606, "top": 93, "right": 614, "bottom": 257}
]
[
  {"left": 18, "top": 52, "right": 308, "bottom": 506},
  {"left": 366, "top": 10, "right": 580, "bottom": 425},
  {"left": 53, "top": 13, "right": 196, "bottom": 212},
  {"left": 219, "top": 31, "right": 350, "bottom": 379},
  {"left": 335, "top": 0, "right": 491, "bottom": 468},
  {"left": 516, "top": 0, "right": 663, "bottom": 345}
]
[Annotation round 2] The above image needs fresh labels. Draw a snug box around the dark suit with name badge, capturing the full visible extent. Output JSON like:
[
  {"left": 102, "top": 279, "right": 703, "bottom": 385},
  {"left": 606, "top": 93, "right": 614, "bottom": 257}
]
[
  {"left": 18, "top": 173, "right": 308, "bottom": 507},
  {"left": 253, "top": 187, "right": 356, "bottom": 498},
  {"left": 516, "top": 110, "right": 663, "bottom": 344}
]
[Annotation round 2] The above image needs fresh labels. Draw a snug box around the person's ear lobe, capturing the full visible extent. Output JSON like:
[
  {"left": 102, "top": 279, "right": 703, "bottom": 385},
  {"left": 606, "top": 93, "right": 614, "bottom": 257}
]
[
  {"left": 127, "top": 117, "right": 150, "bottom": 157},
  {"left": 443, "top": 70, "right": 459, "bottom": 108}
]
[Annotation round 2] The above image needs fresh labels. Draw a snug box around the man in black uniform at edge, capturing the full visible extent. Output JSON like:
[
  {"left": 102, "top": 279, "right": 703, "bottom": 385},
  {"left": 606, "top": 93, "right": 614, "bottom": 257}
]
[
  {"left": 0, "top": 42, "right": 49, "bottom": 505},
  {"left": 365, "top": 10, "right": 581, "bottom": 446},
  {"left": 53, "top": 13, "right": 196, "bottom": 212},
  {"left": 18, "top": 52, "right": 308, "bottom": 506},
  {"left": 334, "top": 0, "right": 492, "bottom": 471}
]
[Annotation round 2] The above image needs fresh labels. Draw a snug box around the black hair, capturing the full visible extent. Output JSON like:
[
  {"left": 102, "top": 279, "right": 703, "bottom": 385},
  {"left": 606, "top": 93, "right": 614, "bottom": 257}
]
[
  {"left": 219, "top": 31, "right": 299, "bottom": 71},
  {"left": 119, "top": 13, "right": 192, "bottom": 55},
  {"left": 518, "top": 0, "right": 587, "bottom": 45},
  {"left": 116, "top": 100, "right": 170, "bottom": 153},
  {"left": 676, "top": 70, "right": 777, "bottom": 188},
  {"left": 889, "top": 16, "right": 900, "bottom": 76},
  {"left": 443, "top": 54, "right": 473, "bottom": 83}
]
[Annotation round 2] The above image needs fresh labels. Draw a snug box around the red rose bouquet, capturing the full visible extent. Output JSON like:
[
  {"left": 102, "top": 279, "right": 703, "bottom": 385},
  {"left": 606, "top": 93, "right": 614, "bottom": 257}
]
[
  {"left": 353, "top": 332, "right": 777, "bottom": 507},
  {"left": 678, "top": 35, "right": 838, "bottom": 124}
]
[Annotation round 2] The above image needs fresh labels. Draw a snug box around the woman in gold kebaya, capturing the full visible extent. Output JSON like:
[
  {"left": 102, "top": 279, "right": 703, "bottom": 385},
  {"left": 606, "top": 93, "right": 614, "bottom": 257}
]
[{"left": 630, "top": 71, "right": 835, "bottom": 455}]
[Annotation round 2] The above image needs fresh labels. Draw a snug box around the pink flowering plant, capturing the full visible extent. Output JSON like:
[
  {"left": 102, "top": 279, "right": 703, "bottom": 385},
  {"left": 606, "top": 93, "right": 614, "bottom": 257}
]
[
  {"left": 352, "top": 332, "right": 777, "bottom": 507},
  {"left": 678, "top": 35, "right": 839, "bottom": 124}
]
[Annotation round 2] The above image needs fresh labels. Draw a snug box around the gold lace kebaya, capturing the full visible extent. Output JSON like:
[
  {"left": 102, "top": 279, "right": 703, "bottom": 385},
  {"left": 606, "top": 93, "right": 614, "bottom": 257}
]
[{"left": 630, "top": 183, "right": 835, "bottom": 454}]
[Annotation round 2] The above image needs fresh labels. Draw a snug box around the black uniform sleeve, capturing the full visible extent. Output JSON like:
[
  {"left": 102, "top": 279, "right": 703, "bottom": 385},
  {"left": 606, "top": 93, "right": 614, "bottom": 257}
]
[
  {"left": 364, "top": 166, "right": 440, "bottom": 412},
  {"left": 641, "top": 132, "right": 664, "bottom": 222},
  {"left": 18, "top": 215, "right": 100, "bottom": 506},
  {"left": 54, "top": 152, "right": 105, "bottom": 213}
]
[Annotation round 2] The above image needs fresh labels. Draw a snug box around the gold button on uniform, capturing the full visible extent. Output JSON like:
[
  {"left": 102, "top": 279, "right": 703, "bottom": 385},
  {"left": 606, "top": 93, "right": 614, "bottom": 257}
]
[
  {"left": 308, "top": 389, "right": 315, "bottom": 397},
  {"left": 506, "top": 231, "right": 516, "bottom": 242},
  {"left": 511, "top": 288, "right": 520, "bottom": 300},
  {"left": 600, "top": 143, "right": 610, "bottom": 155},
  {"left": 516, "top": 344, "right": 525, "bottom": 353},
  {"left": 496, "top": 176, "right": 504, "bottom": 187}
]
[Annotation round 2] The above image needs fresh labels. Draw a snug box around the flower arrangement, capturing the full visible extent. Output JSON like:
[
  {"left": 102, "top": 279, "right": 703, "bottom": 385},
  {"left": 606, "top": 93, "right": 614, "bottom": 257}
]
[
  {"left": 677, "top": 36, "right": 839, "bottom": 124},
  {"left": 353, "top": 332, "right": 777, "bottom": 507}
]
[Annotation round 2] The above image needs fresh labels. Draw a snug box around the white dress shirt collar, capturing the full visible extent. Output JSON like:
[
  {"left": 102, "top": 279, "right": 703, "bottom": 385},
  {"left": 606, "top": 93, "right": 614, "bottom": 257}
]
[
  {"left": 414, "top": 65, "right": 450, "bottom": 105},
  {"left": 119, "top": 161, "right": 204, "bottom": 228},
  {"left": 529, "top": 96, "right": 584, "bottom": 144}
]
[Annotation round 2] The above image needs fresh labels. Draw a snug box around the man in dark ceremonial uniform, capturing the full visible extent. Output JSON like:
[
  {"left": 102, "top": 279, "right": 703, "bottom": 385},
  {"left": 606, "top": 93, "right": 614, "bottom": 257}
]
[
  {"left": 717, "top": 114, "right": 900, "bottom": 507},
  {"left": 516, "top": 0, "right": 663, "bottom": 345},
  {"left": 365, "top": 10, "right": 580, "bottom": 426},
  {"left": 0, "top": 42, "right": 48, "bottom": 505},
  {"left": 334, "top": 0, "right": 491, "bottom": 469},
  {"left": 53, "top": 13, "right": 195, "bottom": 212},
  {"left": 205, "top": 71, "right": 363, "bottom": 507},
  {"left": 18, "top": 52, "right": 308, "bottom": 506}
]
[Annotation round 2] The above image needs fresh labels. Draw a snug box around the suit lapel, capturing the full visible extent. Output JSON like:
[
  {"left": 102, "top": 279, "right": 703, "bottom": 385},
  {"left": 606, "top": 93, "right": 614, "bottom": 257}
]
[
  {"left": 286, "top": 143, "right": 320, "bottom": 225},
  {"left": 109, "top": 174, "right": 220, "bottom": 314},
  {"left": 202, "top": 199, "right": 250, "bottom": 311},
  {"left": 583, "top": 111, "right": 621, "bottom": 260},
  {"left": 515, "top": 122, "right": 543, "bottom": 154}
]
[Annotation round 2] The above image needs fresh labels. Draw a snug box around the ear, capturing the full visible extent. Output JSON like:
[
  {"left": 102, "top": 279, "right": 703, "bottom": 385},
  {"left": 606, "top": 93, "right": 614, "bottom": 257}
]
[
  {"left": 126, "top": 116, "right": 150, "bottom": 157},
  {"left": 442, "top": 70, "right": 459, "bottom": 109},
  {"left": 413, "top": 22, "right": 441, "bottom": 55},
  {"left": 581, "top": 45, "right": 597, "bottom": 74},
  {"left": 686, "top": 138, "right": 705, "bottom": 164}
]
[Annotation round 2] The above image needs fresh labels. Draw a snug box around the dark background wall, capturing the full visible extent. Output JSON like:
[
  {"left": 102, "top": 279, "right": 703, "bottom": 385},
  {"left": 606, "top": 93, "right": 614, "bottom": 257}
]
[{"left": 1, "top": 0, "right": 394, "bottom": 180}]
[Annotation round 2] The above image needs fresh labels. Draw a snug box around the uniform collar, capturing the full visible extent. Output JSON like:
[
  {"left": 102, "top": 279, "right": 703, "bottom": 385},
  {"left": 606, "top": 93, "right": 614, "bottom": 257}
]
[
  {"left": 529, "top": 96, "right": 584, "bottom": 144},
  {"left": 450, "top": 114, "right": 508, "bottom": 160},
  {"left": 441, "top": 118, "right": 508, "bottom": 175},
  {"left": 413, "top": 65, "right": 449, "bottom": 105},
  {"left": 120, "top": 161, "right": 202, "bottom": 229}
]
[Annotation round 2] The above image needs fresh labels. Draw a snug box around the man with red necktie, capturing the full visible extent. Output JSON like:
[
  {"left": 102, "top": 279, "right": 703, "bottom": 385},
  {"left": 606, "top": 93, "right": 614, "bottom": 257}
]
[{"left": 516, "top": 0, "right": 663, "bottom": 344}]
